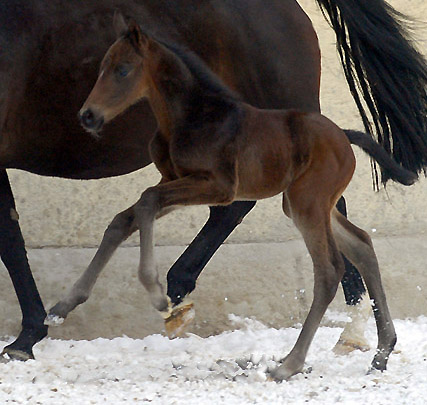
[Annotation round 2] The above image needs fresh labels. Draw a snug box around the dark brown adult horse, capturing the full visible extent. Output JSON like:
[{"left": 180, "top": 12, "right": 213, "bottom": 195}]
[
  {"left": 75, "top": 22, "right": 415, "bottom": 379},
  {"left": 1, "top": 0, "right": 426, "bottom": 360}
]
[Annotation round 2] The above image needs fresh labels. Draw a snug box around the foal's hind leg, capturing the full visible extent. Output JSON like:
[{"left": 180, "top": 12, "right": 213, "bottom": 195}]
[
  {"left": 331, "top": 209, "right": 396, "bottom": 372},
  {"left": 272, "top": 195, "right": 345, "bottom": 381},
  {"left": 46, "top": 206, "right": 138, "bottom": 324}
]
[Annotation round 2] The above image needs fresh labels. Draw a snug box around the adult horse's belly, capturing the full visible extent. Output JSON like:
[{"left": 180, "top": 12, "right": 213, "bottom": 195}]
[{"left": 1, "top": 0, "right": 320, "bottom": 179}]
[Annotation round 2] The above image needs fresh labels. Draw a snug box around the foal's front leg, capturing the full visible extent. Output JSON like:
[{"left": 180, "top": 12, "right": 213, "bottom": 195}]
[
  {"left": 134, "top": 175, "right": 236, "bottom": 316},
  {"left": 46, "top": 206, "right": 138, "bottom": 324},
  {"left": 46, "top": 201, "right": 175, "bottom": 324}
]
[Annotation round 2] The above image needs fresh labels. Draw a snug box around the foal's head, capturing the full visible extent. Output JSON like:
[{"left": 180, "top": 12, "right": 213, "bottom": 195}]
[{"left": 79, "top": 12, "right": 192, "bottom": 133}]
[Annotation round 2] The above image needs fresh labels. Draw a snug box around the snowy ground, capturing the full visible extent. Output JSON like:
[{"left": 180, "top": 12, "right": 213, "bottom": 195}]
[{"left": 0, "top": 315, "right": 426, "bottom": 404}]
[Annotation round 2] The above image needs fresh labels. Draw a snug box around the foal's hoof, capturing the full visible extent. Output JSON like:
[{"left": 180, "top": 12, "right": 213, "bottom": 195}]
[
  {"left": 268, "top": 356, "right": 306, "bottom": 382},
  {"left": 268, "top": 364, "right": 302, "bottom": 382},
  {"left": 333, "top": 337, "right": 370, "bottom": 355},
  {"left": 368, "top": 351, "right": 390, "bottom": 373},
  {"left": 163, "top": 300, "right": 195, "bottom": 339},
  {"left": 44, "top": 313, "right": 65, "bottom": 326}
]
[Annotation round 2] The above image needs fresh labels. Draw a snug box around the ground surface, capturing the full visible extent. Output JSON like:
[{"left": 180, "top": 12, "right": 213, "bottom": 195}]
[{"left": 1, "top": 316, "right": 426, "bottom": 404}]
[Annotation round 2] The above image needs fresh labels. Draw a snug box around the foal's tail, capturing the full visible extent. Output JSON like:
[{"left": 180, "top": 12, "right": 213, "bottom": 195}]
[
  {"left": 344, "top": 130, "right": 417, "bottom": 186},
  {"left": 316, "top": 0, "right": 427, "bottom": 186}
]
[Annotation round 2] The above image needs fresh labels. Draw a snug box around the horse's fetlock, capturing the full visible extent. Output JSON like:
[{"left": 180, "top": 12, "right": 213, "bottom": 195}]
[
  {"left": 153, "top": 295, "right": 170, "bottom": 313},
  {"left": 167, "top": 275, "right": 196, "bottom": 303}
]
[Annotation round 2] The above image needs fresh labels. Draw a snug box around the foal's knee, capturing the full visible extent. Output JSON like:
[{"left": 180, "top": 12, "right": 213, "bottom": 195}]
[
  {"left": 135, "top": 187, "right": 160, "bottom": 217},
  {"left": 103, "top": 210, "right": 136, "bottom": 244}
]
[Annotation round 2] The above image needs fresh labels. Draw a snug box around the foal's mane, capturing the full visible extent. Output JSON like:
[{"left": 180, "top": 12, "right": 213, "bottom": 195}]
[
  {"left": 125, "top": 28, "right": 240, "bottom": 103},
  {"left": 162, "top": 41, "right": 240, "bottom": 102}
]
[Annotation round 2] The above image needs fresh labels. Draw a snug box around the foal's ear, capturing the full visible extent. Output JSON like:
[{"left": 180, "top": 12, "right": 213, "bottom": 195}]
[
  {"left": 113, "top": 10, "right": 127, "bottom": 38},
  {"left": 126, "top": 19, "right": 149, "bottom": 51}
]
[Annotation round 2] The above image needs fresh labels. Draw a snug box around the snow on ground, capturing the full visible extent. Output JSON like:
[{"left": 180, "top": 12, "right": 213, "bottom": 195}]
[{"left": 1, "top": 316, "right": 426, "bottom": 405}]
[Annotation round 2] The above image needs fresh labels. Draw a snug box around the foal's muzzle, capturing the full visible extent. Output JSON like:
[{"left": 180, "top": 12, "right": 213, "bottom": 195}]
[{"left": 79, "top": 108, "right": 105, "bottom": 133}]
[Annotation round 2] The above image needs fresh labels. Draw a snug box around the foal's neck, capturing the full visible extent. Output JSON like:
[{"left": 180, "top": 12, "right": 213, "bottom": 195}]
[
  {"left": 146, "top": 86, "right": 176, "bottom": 138},
  {"left": 145, "top": 72, "right": 190, "bottom": 139},
  {"left": 144, "top": 41, "right": 239, "bottom": 139}
]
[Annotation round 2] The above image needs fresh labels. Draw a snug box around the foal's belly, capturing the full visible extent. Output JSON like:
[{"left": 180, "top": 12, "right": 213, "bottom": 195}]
[{"left": 236, "top": 152, "right": 293, "bottom": 200}]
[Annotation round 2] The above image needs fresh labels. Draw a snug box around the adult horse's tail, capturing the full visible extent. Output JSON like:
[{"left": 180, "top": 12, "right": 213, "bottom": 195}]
[{"left": 316, "top": 0, "right": 427, "bottom": 186}]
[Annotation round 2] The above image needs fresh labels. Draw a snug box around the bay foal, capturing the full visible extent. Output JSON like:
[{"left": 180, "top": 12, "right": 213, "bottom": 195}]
[{"left": 73, "top": 19, "right": 415, "bottom": 380}]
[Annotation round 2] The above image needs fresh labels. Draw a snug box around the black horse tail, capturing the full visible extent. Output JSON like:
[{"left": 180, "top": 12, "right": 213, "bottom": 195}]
[
  {"left": 345, "top": 129, "right": 417, "bottom": 186},
  {"left": 316, "top": 0, "right": 427, "bottom": 186}
]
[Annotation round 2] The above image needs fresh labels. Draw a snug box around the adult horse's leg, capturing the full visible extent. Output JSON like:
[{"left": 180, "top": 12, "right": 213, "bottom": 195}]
[
  {"left": 333, "top": 196, "right": 370, "bottom": 354},
  {"left": 0, "top": 170, "right": 48, "bottom": 360},
  {"left": 167, "top": 201, "right": 256, "bottom": 305},
  {"left": 164, "top": 201, "right": 256, "bottom": 337},
  {"left": 336, "top": 197, "right": 365, "bottom": 304}
]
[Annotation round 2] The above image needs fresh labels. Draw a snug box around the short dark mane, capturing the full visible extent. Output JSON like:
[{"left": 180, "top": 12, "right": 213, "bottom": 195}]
[
  {"left": 161, "top": 41, "right": 240, "bottom": 102},
  {"left": 125, "top": 28, "right": 240, "bottom": 103}
]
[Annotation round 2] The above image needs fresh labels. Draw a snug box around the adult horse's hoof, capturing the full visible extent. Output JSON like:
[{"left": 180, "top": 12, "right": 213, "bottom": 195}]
[
  {"left": 163, "top": 299, "right": 195, "bottom": 339},
  {"left": 1, "top": 324, "right": 48, "bottom": 362},
  {"left": 333, "top": 337, "right": 370, "bottom": 355},
  {"left": 1, "top": 347, "right": 34, "bottom": 362},
  {"left": 333, "top": 296, "right": 371, "bottom": 355}
]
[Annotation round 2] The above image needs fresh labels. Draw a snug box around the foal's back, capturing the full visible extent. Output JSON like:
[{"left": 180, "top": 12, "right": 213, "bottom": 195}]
[{"left": 235, "top": 104, "right": 356, "bottom": 202}]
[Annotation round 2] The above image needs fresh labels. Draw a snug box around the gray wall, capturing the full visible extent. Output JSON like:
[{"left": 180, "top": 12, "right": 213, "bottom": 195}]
[{"left": 1, "top": 0, "right": 426, "bottom": 341}]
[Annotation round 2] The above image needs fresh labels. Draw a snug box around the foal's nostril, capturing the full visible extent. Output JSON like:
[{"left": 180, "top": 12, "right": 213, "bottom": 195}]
[
  {"left": 79, "top": 108, "right": 104, "bottom": 132},
  {"left": 80, "top": 109, "right": 95, "bottom": 128}
]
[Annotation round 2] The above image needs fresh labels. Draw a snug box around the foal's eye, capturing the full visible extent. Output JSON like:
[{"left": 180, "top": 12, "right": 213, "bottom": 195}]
[{"left": 116, "top": 64, "right": 131, "bottom": 78}]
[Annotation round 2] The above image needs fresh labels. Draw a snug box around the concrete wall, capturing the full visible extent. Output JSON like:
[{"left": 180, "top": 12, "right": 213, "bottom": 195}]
[{"left": 1, "top": 0, "right": 426, "bottom": 340}]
